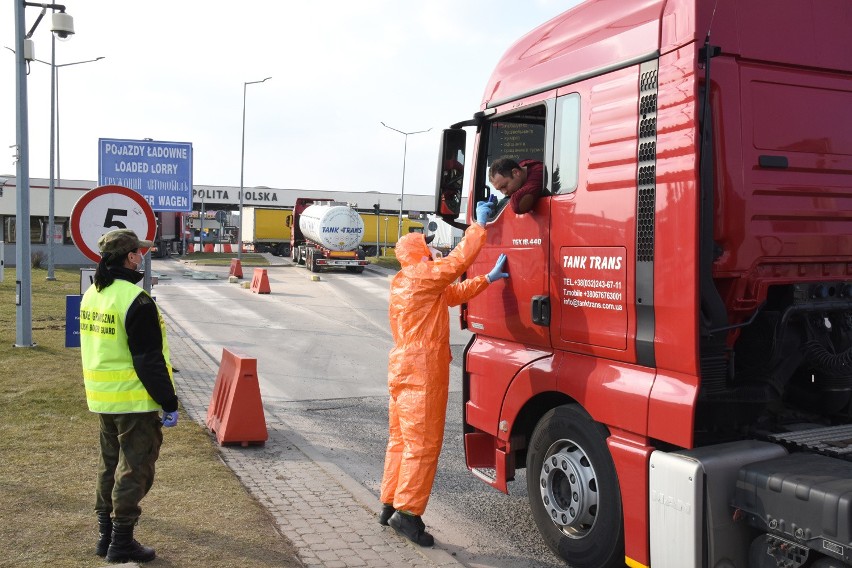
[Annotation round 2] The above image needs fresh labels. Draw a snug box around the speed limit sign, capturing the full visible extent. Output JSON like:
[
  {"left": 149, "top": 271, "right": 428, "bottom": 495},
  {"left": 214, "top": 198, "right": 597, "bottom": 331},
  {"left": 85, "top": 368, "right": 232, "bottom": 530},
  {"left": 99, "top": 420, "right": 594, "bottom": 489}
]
[{"left": 70, "top": 185, "right": 157, "bottom": 264}]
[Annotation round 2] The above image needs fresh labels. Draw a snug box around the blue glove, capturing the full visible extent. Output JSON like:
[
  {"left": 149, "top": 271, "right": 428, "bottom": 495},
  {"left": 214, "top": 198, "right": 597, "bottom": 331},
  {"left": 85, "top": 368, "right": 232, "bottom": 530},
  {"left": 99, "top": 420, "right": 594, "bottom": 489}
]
[
  {"left": 475, "top": 201, "right": 494, "bottom": 226},
  {"left": 486, "top": 253, "right": 509, "bottom": 283},
  {"left": 162, "top": 411, "right": 179, "bottom": 427}
]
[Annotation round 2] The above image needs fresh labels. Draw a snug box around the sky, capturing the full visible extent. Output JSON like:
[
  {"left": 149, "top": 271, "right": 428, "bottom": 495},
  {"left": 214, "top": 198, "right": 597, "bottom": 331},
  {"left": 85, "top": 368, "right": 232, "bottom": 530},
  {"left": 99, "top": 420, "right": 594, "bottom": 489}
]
[{"left": 2, "top": 1, "right": 583, "bottom": 198}]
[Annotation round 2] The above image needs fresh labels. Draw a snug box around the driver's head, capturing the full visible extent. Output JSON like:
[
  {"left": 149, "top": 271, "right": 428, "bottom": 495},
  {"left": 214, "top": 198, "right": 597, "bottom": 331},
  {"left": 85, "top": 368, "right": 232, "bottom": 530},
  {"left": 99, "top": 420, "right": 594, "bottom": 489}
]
[{"left": 489, "top": 158, "right": 527, "bottom": 196}]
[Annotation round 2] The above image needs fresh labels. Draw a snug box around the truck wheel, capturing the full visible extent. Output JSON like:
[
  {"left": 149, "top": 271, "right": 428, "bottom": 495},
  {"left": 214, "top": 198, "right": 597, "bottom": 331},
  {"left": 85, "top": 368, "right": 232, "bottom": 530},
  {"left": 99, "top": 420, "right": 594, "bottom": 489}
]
[
  {"left": 310, "top": 251, "right": 322, "bottom": 273},
  {"left": 277, "top": 243, "right": 290, "bottom": 257},
  {"left": 526, "top": 404, "right": 624, "bottom": 568}
]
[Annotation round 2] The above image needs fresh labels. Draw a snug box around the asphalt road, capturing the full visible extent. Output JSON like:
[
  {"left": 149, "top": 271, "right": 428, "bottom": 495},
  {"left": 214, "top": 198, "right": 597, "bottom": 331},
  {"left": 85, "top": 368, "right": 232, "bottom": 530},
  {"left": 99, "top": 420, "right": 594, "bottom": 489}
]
[{"left": 151, "top": 257, "right": 567, "bottom": 568}]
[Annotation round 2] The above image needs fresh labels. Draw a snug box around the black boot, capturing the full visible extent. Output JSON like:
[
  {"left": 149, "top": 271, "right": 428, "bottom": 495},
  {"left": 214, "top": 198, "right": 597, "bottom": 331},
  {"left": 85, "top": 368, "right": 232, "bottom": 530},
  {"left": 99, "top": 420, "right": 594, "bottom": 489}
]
[
  {"left": 388, "top": 511, "right": 434, "bottom": 547},
  {"left": 105, "top": 522, "right": 156, "bottom": 563},
  {"left": 378, "top": 503, "right": 395, "bottom": 526},
  {"left": 95, "top": 512, "right": 112, "bottom": 557}
]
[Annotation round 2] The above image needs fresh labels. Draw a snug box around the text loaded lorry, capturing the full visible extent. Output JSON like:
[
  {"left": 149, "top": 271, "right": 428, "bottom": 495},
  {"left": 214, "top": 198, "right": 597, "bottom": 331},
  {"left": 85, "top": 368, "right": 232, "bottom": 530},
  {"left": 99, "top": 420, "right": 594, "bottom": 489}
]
[
  {"left": 241, "top": 206, "right": 292, "bottom": 257},
  {"left": 288, "top": 198, "right": 369, "bottom": 273},
  {"left": 433, "top": 1, "right": 852, "bottom": 567}
]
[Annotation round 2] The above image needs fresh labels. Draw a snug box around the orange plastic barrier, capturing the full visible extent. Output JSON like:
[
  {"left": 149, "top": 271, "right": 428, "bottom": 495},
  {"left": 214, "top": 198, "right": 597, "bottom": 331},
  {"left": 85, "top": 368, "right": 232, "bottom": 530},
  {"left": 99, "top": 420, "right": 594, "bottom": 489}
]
[
  {"left": 204, "top": 244, "right": 214, "bottom": 253},
  {"left": 229, "top": 258, "right": 243, "bottom": 279},
  {"left": 223, "top": 243, "right": 232, "bottom": 253},
  {"left": 186, "top": 243, "right": 195, "bottom": 253},
  {"left": 250, "top": 268, "right": 271, "bottom": 294},
  {"left": 206, "top": 349, "right": 268, "bottom": 446}
]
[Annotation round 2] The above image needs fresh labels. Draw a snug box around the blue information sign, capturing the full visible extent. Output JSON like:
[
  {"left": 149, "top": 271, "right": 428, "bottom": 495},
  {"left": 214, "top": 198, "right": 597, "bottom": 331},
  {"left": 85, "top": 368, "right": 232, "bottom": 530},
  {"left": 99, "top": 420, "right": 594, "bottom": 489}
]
[
  {"left": 65, "top": 294, "right": 82, "bottom": 348},
  {"left": 98, "top": 138, "right": 193, "bottom": 212}
]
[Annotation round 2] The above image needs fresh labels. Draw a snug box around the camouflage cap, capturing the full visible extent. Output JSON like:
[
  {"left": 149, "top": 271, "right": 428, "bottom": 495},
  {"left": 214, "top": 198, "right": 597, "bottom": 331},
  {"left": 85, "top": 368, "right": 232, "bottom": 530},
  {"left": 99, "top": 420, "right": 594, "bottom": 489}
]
[{"left": 97, "top": 229, "right": 154, "bottom": 256}]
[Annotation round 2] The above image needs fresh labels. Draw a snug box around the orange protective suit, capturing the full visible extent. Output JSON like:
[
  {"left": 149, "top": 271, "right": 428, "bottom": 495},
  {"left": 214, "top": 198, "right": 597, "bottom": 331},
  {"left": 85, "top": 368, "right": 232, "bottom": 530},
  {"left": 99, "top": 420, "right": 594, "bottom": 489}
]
[{"left": 380, "top": 223, "right": 490, "bottom": 516}]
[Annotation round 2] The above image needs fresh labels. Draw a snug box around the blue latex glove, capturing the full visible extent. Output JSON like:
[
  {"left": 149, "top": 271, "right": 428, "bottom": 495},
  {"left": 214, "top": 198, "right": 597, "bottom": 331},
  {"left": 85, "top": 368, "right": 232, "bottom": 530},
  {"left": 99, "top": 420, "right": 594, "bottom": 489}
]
[
  {"left": 486, "top": 253, "right": 509, "bottom": 283},
  {"left": 161, "top": 411, "right": 179, "bottom": 427},
  {"left": 475, "top": 201, "right": 494, "bottom": 226}
]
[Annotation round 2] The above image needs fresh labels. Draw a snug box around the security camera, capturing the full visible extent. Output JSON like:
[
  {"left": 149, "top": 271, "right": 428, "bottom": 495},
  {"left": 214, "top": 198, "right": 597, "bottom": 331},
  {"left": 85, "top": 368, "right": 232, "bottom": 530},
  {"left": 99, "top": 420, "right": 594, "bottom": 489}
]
[{"left": 50, "top": 12, "right": 75, "bottom": 40}]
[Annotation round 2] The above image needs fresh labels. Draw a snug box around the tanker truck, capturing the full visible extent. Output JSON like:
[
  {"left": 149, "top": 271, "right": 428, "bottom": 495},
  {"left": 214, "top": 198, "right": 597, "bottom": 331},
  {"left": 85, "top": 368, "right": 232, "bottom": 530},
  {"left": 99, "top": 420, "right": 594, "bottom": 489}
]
[{"left": 288, "top": 198, "right": 369, "bottom": 273}]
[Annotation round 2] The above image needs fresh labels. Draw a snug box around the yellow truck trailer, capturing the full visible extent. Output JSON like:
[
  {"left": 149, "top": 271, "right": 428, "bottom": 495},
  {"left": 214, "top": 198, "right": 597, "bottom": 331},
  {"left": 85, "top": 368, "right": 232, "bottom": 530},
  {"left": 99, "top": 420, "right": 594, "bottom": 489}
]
[
  {"left": 242, "top": 206, "right": 422, "bottom": 256},
  {"left": 359, "top": 213, "right": 424, "bottom": 256},
  {"left": 241, "top": 206, "right": 292, "bottom": 256}
]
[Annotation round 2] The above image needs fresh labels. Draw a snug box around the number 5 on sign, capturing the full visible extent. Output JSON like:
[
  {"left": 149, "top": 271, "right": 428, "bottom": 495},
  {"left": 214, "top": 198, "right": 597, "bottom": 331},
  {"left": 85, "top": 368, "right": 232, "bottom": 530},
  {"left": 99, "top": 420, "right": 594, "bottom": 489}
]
[{"left": 70, "top": 185, "right": 157, "bottom": 264}]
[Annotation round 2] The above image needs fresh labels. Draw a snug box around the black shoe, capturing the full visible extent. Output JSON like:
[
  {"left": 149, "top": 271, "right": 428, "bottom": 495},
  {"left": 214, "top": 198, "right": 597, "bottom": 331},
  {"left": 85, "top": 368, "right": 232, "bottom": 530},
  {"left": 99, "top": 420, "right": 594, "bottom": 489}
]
[
  {"left": 105, "top": 523, "right": 156, "bottom": 563},
  {"left": 95, "top": 512, "right": 112, "bottom": 557},
  {"left": 388, "top": 511, "right": 434, "bottom": 547},
  {"left": 378, "top": 503, "right": 395, "bottom": 526}
]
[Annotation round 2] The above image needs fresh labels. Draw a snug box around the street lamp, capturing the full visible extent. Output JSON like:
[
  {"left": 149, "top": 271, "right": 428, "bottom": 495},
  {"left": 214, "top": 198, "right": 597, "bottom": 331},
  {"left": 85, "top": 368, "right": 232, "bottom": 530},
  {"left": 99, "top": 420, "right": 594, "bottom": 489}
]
[
  {"left": 383, "top": 217, "right": 389, "bottom": 256},
  {"left": 13, "top": 1, "right": 75, "bottom": 347},
  {"left": 41, "top": 51, "right": 105, "bottom": 280},
  {"left": 380, "top": 122, "right": 431, "bottom": 243},
  {"left": 238, "top": 76, "right": 271, "bottom": 262}
]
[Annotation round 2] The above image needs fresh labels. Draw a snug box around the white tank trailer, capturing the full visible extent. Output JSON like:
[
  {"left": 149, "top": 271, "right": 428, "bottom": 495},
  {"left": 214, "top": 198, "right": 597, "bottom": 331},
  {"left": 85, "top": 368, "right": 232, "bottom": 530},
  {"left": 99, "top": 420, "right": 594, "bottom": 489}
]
[
  {"left": 298, "top": 203, "right": 365, "bottom": 251},
  {"left": 293, "top": 201, "right": 369, "bottom": 273}
]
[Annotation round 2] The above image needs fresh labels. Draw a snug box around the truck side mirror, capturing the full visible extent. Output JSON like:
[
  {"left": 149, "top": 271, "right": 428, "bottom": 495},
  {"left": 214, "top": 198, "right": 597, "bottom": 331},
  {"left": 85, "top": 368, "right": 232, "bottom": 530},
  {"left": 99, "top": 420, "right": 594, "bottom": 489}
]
[{"left": 435, "top": 129, "right": 466, "bottom": 218}]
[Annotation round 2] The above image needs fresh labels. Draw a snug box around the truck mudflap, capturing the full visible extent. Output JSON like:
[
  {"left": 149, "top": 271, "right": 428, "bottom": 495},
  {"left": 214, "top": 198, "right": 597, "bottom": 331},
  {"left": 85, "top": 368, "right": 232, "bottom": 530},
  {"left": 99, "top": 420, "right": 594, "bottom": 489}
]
[
  {"left": 465, "top": 432, "right": 514, "bottom": 493},
  {"left": 734, "top": 453, "right": 852, "bottom": 567}
]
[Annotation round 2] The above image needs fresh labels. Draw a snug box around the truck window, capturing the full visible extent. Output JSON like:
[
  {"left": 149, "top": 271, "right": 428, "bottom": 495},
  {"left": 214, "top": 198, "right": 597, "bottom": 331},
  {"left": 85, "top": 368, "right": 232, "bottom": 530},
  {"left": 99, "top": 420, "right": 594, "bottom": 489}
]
[
  {"left": 553, "top": 93, "right": 580, "bottom": 194},
  {"left": 480, "top": 105, "right": 547, "bottom": 203}
]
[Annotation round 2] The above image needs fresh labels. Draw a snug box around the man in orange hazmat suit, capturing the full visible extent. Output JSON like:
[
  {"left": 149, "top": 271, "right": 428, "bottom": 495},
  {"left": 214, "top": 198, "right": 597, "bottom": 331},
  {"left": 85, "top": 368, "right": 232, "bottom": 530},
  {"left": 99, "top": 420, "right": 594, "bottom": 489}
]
[{"left": 380, "top": 200, "right": 509, "bottom": 546}]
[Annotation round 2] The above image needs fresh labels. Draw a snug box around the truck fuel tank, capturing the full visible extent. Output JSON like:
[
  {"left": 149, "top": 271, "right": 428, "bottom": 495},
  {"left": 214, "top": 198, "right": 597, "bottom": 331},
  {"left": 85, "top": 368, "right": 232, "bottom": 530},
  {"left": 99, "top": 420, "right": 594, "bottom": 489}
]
[{"left": 299, "top": 203, "right": 365, "bottom": 252}]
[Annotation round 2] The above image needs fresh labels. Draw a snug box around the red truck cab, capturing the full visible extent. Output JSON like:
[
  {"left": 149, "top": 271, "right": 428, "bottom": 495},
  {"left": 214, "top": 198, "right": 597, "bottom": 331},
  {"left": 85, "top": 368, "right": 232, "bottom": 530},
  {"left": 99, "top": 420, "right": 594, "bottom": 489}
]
[{"left": 435, "top": 1, "right": 852, "bottom": 566}]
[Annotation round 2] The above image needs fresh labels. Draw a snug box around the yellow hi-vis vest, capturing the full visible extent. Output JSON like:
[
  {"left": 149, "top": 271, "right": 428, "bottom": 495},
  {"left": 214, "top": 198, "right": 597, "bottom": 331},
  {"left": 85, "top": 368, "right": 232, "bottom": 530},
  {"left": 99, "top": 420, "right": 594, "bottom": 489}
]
[{"left": 80, "top": 279, "right": 174, "bottom": 413}]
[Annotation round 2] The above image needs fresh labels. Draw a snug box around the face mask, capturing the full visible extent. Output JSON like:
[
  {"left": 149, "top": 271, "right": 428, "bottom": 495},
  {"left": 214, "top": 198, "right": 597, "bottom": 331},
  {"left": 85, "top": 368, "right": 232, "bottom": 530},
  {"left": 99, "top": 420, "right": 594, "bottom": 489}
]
[{"left": 129, "top": 251, "right": 145, "bottom": 272}]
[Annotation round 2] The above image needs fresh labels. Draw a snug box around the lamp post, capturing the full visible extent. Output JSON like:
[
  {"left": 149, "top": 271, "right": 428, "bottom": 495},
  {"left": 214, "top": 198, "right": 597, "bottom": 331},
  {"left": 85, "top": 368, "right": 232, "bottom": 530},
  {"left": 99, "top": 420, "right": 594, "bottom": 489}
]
[
  {"left": 238, "top": 76, "right": 271, "bottom": 262},
  {"left": 44, "top": 51, "right": 104, "bottom": 280},
  {"left": 383, "top": 217, "right": 389, "bottom": 256},
  {"left": 13, "top": 1, "right": 75, "bottom": 347},
  {"left": 380, "top": 122, "right": 431, "bottom": 242}
]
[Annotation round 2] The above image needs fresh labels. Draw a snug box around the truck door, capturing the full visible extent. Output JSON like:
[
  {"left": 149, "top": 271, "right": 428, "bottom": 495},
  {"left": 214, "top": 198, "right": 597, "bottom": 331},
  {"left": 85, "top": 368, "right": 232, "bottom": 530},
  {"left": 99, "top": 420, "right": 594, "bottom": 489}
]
[
  {"left": 548, "top": 66, "right": 644, "bottom": 363},
  {"left": 466, "top": 103, "right": 553, "bottom": 349}
]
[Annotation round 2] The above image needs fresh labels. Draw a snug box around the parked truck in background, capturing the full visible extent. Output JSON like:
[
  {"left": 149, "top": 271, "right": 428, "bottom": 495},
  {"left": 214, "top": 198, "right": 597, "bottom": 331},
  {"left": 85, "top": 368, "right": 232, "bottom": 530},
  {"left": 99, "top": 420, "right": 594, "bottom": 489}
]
[
  {"left": 239, "top": 205, "right": 423, "bottom": 257},
  {"left": 361, "top": 205, "right": 425, "bottom": 256},
  {"left": 241, "top": 206, "right": 292, "bottom": 256},
  {"left": 435, "top": 1, "right": 852, "bottom": 567},
  {"left": 288, "top": 198, "right": 369, "bottom": 273},
  {"left": 152, "top": 211, "right": 179, "bottom": 257}
]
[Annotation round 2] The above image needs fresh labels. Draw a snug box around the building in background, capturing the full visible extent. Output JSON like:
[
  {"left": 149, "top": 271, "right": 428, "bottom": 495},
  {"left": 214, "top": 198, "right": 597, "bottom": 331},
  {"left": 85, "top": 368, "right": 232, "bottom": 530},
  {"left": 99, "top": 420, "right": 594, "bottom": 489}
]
[{"left": 0, "top": 177, "right": 445, "bottom": 267}]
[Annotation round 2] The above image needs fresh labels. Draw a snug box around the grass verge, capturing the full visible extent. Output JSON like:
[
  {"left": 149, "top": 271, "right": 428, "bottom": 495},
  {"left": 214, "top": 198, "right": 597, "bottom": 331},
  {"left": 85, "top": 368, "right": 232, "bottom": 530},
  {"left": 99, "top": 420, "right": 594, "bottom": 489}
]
[
  {"left": 0, "top": 267, "right": 299, "bottom": 567},
  {"left": 184, "top": 250, "right": 403, "bottom": 271},
  {"left": 368, "top": 256, "right": 401, "bottom": 271},
  {"left": 180, "top": 252, "right": 270, "bottom": 267}
]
